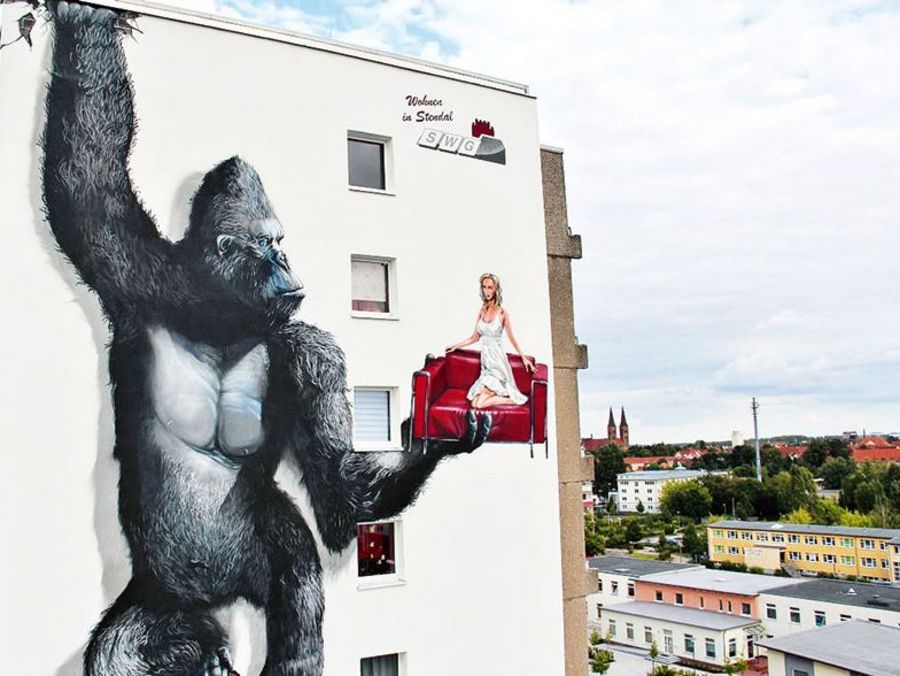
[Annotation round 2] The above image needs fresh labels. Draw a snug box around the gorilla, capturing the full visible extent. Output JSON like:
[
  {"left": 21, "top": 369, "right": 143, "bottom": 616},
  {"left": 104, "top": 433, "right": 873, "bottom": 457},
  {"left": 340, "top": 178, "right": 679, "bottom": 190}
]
[{"left": 42, "top": 3, "right": 491, "bottom": 674}]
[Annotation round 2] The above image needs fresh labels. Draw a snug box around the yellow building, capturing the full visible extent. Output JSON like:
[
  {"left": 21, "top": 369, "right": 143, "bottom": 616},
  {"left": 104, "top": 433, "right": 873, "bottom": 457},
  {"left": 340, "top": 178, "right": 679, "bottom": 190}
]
[{"left": 707, "top": 521, "right": 900, "bottom": 582}]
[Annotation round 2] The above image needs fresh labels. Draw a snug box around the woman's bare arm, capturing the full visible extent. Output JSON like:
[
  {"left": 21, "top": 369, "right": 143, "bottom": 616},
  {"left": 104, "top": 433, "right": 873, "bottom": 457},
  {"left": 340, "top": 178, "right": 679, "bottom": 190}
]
[
  {"left": 446, "top": 311, "right": 482, "bottom": 352},
  {"left": 503, "top": 310, "right": 535, "bottom": 372}
]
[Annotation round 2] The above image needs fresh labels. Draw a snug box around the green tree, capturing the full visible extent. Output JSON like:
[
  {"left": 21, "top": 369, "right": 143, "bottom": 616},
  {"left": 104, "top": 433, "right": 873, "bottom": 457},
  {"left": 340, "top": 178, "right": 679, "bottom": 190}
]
[
  {"left": 589, "top": 647, "right": 614, "bottom": 674},
  {"left": 819, "top": 456, "right": 855, "bottom": 490},
  {"left": 723, "top": 658, "right": 749, "bottom": 675},
  {"left": 781, "top": 507, "right": 813, "bottom": 524},
  {"left": 636, "top": 500, "right": 645, "bottom": 513},
  {"left": 803, "top": 439, "right": 830, "bottom": 469},
  {"left": 584, "top": 513, "right": 606, "bottom": 557},
  {"left": 660, "top": 480, "right": 712, "bottom": 521},
  {"left": 625, "top": 519, "right": 642, "bottom": 544},
  {"left": 593, "top": 444, "right": 626, "bottom": 497},
  {"left": 649, "top": 640, "right": 660, "bottom": 673},
  {"left": 682, "top": 521, "right": 705, "bottom": 559}
]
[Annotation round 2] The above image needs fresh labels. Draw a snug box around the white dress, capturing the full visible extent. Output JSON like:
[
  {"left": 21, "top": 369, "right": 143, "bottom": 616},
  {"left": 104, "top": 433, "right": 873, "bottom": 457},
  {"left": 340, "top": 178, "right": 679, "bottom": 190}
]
[{"left": 466, "top": 313, "right": 528, "bottom": 405}]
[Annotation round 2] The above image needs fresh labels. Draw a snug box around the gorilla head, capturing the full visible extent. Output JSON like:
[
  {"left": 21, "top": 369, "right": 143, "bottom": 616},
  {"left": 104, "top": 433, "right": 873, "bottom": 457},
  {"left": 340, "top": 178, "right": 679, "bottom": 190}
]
[{"left": 186, "top": 156, "right": 304, "bottom": 320}]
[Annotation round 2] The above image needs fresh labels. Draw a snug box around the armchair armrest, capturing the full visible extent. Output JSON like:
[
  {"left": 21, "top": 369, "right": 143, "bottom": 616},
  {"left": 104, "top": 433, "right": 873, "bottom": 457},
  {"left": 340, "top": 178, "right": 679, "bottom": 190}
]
[
  {"left": 411, "top": 357, "right": 447, "bottom": 440},
  {"left": 530, "top": 377, "right": 548, "bottom": 457}
]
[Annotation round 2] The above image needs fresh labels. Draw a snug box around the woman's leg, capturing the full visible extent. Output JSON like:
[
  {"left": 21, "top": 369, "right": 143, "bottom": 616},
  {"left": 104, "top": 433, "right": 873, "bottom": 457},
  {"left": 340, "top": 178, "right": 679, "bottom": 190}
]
[{"left": 479, "top": 394, "right": 515, "bottom": 408}]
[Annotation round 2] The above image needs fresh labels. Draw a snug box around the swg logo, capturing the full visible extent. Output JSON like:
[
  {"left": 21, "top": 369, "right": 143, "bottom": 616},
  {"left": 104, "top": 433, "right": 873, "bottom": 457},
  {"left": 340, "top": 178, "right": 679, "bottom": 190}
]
[{"left": 417, "top": 128, "right": 506, "bottom": 165}]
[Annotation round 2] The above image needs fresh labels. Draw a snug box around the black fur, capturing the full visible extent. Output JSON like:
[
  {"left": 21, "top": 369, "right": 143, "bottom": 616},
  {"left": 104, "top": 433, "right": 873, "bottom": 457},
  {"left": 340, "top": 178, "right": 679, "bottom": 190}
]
[{"left": 42, "top": 3, "right": 488, "bottom": 674}]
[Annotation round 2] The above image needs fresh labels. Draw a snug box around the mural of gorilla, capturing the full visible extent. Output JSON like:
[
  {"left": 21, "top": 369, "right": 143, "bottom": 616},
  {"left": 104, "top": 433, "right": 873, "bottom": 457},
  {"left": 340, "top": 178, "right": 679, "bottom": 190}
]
[{"left": 42, "top": 3, "right": 492, "bottom": 674}]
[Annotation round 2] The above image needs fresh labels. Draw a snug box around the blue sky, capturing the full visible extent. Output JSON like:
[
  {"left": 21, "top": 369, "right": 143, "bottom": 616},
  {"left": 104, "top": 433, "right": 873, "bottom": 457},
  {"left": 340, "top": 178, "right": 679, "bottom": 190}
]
[{"left": 173, "top": 0, "right": 900, "bottom": 443}]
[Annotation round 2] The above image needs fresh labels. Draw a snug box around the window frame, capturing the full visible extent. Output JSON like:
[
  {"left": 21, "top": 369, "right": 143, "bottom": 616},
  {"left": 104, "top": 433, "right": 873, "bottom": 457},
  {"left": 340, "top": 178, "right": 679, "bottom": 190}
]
[
  {"left": 360, "top": 652, "right": 405, "bottom": 676},
  {"left": 351, "top": 255, "right": 399, "bottom": 321},
  {"left": 352, "top": 386, "right": 402, "bottom": 451},
  {"left": 356, "top": 519, "right": 405, "bottom": 588},
  {"left": 347, "top": 131, "right": 394, "bottom": 195}
]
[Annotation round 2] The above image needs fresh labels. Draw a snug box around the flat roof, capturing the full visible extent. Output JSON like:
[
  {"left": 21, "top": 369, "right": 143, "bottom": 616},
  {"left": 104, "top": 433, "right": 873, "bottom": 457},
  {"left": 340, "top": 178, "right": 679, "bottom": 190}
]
[
  {"left": 618, "top": 470, "right": 706, "bottom": 481},
  {"left": 587, "top": 555, "right": 700, "bottom": 578},
  {"left": 640, "top": 568, "right": 804, "bottom": 596},
  {"left": 709, "top": 520, "right": 900, "bottom": 540},
  {"left": 764, "top": 578, "right": 900, "bottom": 612},
  {"left": 602, "top": 602, "right": 759, "bottom": 631},
  {"left": 84, "top": 0, "right": 532, "bottom": 97},
  {"left": 758, "top": 621, "right": 900, "bottom": 676}
]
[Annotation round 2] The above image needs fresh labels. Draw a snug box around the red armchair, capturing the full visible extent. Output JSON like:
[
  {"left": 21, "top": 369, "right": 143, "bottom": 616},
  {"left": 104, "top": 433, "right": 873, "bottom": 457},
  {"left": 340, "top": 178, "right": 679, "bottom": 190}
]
[{"left": 410, "top": 349, "right": 549, "bottom": 457}]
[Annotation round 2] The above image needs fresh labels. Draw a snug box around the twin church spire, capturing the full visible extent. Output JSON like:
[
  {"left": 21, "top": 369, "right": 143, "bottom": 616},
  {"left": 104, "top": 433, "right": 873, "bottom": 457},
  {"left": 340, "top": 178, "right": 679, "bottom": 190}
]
[{"left": 606, "top": 407, "right": 629, "bottom": 449}]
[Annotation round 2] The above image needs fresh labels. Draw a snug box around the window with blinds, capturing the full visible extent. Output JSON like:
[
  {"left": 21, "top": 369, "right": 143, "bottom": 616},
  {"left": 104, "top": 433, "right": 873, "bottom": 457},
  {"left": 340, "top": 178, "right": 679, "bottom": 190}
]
[
  {"left": 353, "top": 389, "right": 391, "bottom": 443},
  {"left": 360, "top": 653, "right": 399, "bottom": 676},
  {"left": 351, "top": 258, "right": 391, "bottom": 314}
]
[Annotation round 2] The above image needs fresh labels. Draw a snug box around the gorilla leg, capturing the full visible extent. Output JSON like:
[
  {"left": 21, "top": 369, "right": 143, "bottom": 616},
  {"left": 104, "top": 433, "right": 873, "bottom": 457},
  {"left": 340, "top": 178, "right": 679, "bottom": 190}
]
[
  {"left": 260, "top": 490, "right": 324, "bottom": 676},
  {"left": 86, "top": 581, "right": 235, "bottom": 676}
]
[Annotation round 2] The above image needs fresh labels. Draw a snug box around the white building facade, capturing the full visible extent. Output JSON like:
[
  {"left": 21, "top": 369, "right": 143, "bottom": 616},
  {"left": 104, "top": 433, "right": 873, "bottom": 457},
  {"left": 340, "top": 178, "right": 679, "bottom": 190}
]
[
  {"left": 0, "top": 2, "right": 567, "bottom": 674},
  {"left": 616, "top": 470, "right": 706, "bottom": 513}
]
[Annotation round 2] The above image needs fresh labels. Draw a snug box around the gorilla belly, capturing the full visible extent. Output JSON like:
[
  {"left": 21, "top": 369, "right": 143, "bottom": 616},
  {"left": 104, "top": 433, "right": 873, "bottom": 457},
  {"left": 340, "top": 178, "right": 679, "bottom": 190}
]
[{"left": 148, "top": 326, "right": 269, "bottom": 460}]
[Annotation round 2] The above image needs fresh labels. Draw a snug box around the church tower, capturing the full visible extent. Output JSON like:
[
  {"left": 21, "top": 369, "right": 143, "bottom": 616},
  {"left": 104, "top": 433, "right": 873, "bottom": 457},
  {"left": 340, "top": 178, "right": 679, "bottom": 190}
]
[
  {"left": 607, "top": 407, "right": 617, "bottom": 442},
  {"left": 619, "top": 407, "right": 629, "bottom": 450}
]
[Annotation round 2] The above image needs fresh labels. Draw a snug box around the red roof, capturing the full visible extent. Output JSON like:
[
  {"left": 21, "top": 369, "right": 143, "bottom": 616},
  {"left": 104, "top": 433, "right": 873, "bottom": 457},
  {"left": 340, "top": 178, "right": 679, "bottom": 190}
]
[
  {"left": 775, "top": 445, "right": 808, "bottom": 457},
  {"left": 623, "top": 456, "right": 673, "bottom": 466},
  {"left": 854, "top": 436, "right": 898, "bottom": 449},
  {"left": 853, "top": 447, "right": 900, "bottom": 463}
]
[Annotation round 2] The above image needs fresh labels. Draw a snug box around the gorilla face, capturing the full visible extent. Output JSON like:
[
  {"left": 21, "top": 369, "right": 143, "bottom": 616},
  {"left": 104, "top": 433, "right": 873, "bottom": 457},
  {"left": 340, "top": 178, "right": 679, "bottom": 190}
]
[{"left": 211, "top": 216, "right": 304, "bottom": 319}]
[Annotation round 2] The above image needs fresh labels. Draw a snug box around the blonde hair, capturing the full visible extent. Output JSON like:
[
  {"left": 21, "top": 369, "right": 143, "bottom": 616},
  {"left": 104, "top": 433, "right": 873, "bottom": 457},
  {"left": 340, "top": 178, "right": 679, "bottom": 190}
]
[{"left": 479, "top": 273, "right": 503, "bottom": 307}]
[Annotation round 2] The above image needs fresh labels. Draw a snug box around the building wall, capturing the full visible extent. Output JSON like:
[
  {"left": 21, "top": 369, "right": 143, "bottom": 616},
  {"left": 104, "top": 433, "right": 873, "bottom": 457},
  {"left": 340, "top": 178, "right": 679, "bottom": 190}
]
[
  {"left": 587, "top": 572, "right": 638, "bottom": 617},
  {"left": 0, "top": 4, "right": 566, "bottom": 674},
  {"left": 757, "top": 594, "right": 900, "bottom": 638},
  {"left": 708, "top": 526, "right": 894, "bottom": 581},
  {"left": 635, "top": 583, "right": 759, "bottom": 619},
  {"left": 598, "top": 608, "right": 756, "bottom": 667},
  {"left": 617, "top": 475, "right": 700, "bottom": 513}
]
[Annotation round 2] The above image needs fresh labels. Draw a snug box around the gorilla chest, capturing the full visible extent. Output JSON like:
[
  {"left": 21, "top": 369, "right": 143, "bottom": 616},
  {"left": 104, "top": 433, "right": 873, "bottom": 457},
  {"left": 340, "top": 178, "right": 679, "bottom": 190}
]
[{"left": 148, "top": 326, "right": 269, "bottom": 459}]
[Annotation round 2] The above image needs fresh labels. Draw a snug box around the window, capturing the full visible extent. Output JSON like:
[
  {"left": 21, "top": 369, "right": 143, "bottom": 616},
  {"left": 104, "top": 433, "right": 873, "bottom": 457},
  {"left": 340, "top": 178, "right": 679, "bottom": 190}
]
[
  {"left": 840, "top": 613, "right": 851, "bottom": 622},
  {"left": 360, "top": 653, "right": 399, "bottom": 676},
  {"left": 700, "top": 596, "right": 705, "bottom": 609},
  {"left": 766, "top": 603, "right": 777, "bottom": 620},
  {"left": 357, "top": 521, "right": 398, "bottom": 578},
  {"left": 789, "top": 551, "right": 802, "bottom": 561},
  {"left": 862, "top": 557, "right": 876, "bottom": 568},
  {"left": 814, "top": 610, "right": 826, "bottom": 627},
  {"left": 654, "top": 590, "right": 663, "bottom": 602},
  {"left": 790, "top": 607, "right": 800, "bottom": 624},
  {"left": 823, "top": 536, "right": 835, "bottom": 546},
  {"left": 714, "top": 529, "right": 723, "bottom": 538},
  {"left": 675, "top": 593, "right": 684, "bottom": 606},
  {"left": 705, "top": 638, "right": 716, "bottom": 658},
  {"left": 351, "top": 256, "right": 396, "bottom": 316},
  {"left": 806, "top": 552, "right": 819, "bottom": 562},
  {"left": 869, "top": 618, "right": 881, "bottom": 624},
  {"left": 644, "top": 627, "right": 653, "bottom": 643},
  {"left": 741, "top": 603, "right": 751, "bottom": 616},
  {"left": 628, "top": 582, "right": 635, "bottom": 597},
  {"left": 861, "top": 539, "right": 875, "bottom": 550},
  {"left": 626, "top": 622, "right": 634, "bottom": 639},
  {"left": 729, "top": 546, "right": 740, "bottom": 555},
  {"left": 598, "top": 579, "right": 604, "bottom": 592},
  {"left": 348, "top": 135, "right": 388, "bottom": 190},
  {"left": 772, "top": 534, "right": 784, "bottom": 543},
  {"left": 804, "top": 536, "right": 818, "bottom": 545},
  {"left": 664, "top": 629, "right": 673, "bottom": 653},
  {"left": 728, "top": 530, "right": 738, "bottom": 539},
  {"left": 684, "top": 634, "right": 695, "bottom": 654},
  {"left": 608, "top": 619, "right": 616, "bottom": 637},
  {"left": 756, "top": 533, "right": 768, "bottom": 542},
  {"left": 742, "top": 532, "right": 752, "bottom": 540},
  {"left": 841, "top": 537, "right": 853, "bottom": 548},
  {"left": 596, "top": 603, "right": 602, "bottom": 619},
  {"left": 612, "top": 581, "right": 620, "bottom": 596},
  {"left": 789, "top": 534, "right": 800, "bottom": 544},
  {"left": 719, "top": 599, "right": 724, "bottom": 611},
  {"left": 728, "top": 638, "right": 737, "bottom": 657},
  {"left": 841, "top": 555, "right": 855, "bottom": 566},
  {"left": 824, "top": 554, "right": 836, "bottom": 564},
  {"left": 791, "top": 670, "right": 810, "bottom": 676},
  {"left": 353, "top": 388, "right": 397, "bottom": 449},
  {"left": 727, "top": 601, "right": 733, "bottom": 613}
]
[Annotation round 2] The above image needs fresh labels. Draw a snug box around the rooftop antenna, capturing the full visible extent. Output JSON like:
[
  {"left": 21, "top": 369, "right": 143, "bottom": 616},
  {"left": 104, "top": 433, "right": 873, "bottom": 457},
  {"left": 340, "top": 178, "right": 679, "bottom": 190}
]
[{"left": 752, "top": 397, "right": 762, "bottom": 482}]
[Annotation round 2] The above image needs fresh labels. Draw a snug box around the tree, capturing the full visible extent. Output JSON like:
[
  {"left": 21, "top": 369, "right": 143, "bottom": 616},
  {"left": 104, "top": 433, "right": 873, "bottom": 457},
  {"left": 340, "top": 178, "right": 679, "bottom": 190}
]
[
  {"left": 607, "top": 497, "right": 618, "bottom": 514},
  {"left": 682, "top": 521, "right": 705, "bottom": 559},
  {"left": 657, "top": 532, "right": 671, "bottom": 560},
  {"left": 803, "top": 439, "right": 830, "bottom": 469},
  {"left": 649, "top": 640, "right": 660, "bottom": 673},
  {"left": 625, "top": 519, "right": 642, "bottom": 544},
  {"left": 584, "top": 513, "right": 606, "bottom": 557},
  {"left": 589, "top": 647, "right": 614, "bottom": 674},
  {"left": 636, "top": 500, "right": 645, "bottom": 513},
  {"left": 819, "top": 456, "right": 855, "bottom": 490},
  {"left": 781, "top": 507, "right": 813, "bottom": 524},
  {"left": 729, "top": 444, "right": 756, "bottom": 469},
  {"left": 723, "top": 658, "right": 748, "bottom": 675},
  {"left": 593, "top": 444, "right": 626, "bottom": 497},
  {"left": 660, "top": 480, "right": 712, "bottom": 521}
]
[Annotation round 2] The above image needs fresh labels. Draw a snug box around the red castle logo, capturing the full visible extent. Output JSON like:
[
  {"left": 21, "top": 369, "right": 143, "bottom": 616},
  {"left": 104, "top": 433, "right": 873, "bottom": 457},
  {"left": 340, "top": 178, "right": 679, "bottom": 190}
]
[{"left": 471, "top": 119, "right": 495, "bottom": 138}]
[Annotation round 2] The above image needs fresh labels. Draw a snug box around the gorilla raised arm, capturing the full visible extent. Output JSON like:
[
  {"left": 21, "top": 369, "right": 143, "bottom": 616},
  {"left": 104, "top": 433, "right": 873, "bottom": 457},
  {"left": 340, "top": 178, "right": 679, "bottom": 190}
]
[{"left": 42, "top": 4, "right": 490, "bottom": 675}]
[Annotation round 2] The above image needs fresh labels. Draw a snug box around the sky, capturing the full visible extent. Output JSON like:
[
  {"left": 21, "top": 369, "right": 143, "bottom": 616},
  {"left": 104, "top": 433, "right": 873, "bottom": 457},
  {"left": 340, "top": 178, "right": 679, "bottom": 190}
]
[{"left": 166, "top": 0, "right": 899, "bottom": 444}]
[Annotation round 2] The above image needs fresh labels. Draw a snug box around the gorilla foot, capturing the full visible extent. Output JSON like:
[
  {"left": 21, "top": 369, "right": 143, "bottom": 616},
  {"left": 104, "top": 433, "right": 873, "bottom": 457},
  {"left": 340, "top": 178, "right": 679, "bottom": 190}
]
[{"left": 454, "top": 410, "right": 491, "bottom": 454}]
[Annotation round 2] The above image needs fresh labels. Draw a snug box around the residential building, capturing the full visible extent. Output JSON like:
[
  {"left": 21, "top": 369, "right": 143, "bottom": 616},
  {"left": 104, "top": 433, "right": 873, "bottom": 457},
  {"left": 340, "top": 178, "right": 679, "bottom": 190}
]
[
  {"left": 1, "top": 2, "right": 580, "bottom": 674},
  {"left": 759, "top": 578, "right": 900, "bottom": 638},
  {"left": 852, "top": 435, "right": 900, "bottom": 463},
  {"left": 635, "top": 567, "right": 803, "bottom": 620},
  {"left": 891, "top": 536, "right": 900, "bottom": 585},
  {"left": 623, "top": 455, "right": 674, "bottom": 471},
  {"left": 598, "top": 602, "right": 762, "bottom": 668},
  {"left": 759, "top": 621, "right": 900, "bottom": 676},
  {"left": 587, "top": 556, "right": 700, "bottom": 618},
  {"left": 582, "top": 407, "right": 629, "bottom": 452},
  {"left": 708, "top": 521, "right": 900, "bottom": 582},
  {"left": 617, "top": 469, "right": 706, "bottom": 513},
  {"left": 731, "top": 431, "right": 744, "bottom": 448}
]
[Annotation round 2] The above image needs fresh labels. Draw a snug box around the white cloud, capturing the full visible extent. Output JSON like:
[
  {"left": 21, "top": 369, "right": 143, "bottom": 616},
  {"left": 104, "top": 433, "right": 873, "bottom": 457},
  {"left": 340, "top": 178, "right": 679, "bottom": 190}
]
[{"left": 162, "top": 0, "right": 900, "bottom": 441}]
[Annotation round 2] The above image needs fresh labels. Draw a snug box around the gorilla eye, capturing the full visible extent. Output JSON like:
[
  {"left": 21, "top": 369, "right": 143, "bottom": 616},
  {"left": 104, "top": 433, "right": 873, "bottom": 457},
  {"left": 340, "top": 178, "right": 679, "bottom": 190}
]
[{"left": 257, "top": 237, "right": 270, "bottom": 249}]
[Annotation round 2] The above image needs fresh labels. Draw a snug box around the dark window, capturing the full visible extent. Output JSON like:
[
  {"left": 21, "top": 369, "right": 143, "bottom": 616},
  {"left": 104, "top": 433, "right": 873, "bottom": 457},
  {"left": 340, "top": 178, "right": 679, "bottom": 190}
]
[
  {"left": 655, "top": 590, "right": 663, "bottom": 602},
  {"left": 360, "top": 653, "right": 398, "bottom": 676},
  {"left": 705, "top": 638, "right": 715, "bottom": 658},
  {"left": 348, "top": 139, "right": 385, "bottom": 190},
  {"left": 790, "top": 607, "right": 801, "bottom": 624},
  {"left": 742, "top": 603, "right": 751, "bottom": 616},
  {"left": 628, "top": 582, "right": 635, "bottom": 597},
  {"left": 675, "top": 593, "right": 684, "bottom": 605},
  {"left": 357, "top": 522, "right": 396, "bottom": 577},
  {"left": 815, "top": 610, "right": 826, "bottom": 627},
  {"left": 766, "top": 604, "right": 777, "bottom": 620}
]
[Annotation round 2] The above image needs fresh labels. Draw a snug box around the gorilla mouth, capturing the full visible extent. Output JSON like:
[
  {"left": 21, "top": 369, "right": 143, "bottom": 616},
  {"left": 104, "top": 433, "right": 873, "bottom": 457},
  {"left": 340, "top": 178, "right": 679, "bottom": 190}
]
[{"left": 279, "top": 288, "right": 305, "bottom": 299}]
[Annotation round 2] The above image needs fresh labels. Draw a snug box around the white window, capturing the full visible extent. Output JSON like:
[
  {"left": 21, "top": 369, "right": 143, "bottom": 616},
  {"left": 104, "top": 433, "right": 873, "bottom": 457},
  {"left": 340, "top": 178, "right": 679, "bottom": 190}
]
[
  {"left": 361, "top": 653, "right": 401, "bottom": 676},
  {"left": 348, "top": 133, "right": 392, "bottom": 192},
  {"left": 815, "top": 610, "right": 826, "bottom": 627},
  {"left": 728, "top": 530, "right": 738, "bottom": 539},
  {"left": 728, "top": 637, "right": 737, "bottom": 657},
  {"left": 351, "top": 256, "right": 397, "bottom": 318},
  {"left": 742, "top": 532, "right": 752, "bottom": 540},
  {"left": 664, "top": 629, "right": 673, "bottom": 653},
  {"left": 790, "top": 607, "right": 801, "bottom": 624},
  {"left": 675, "top": 593, "right": 684, "bottom": 606},
  {"left": 684, "top": 634, "right": 695, "bottom": 653},
  {"left": 788, "top": 534, "right": 800, "bottom": 544},
  {"left": 823, "top": 536, "right": 835, "bottom": 546},
  {"left": 806, "top": 552, "right": 819, "bottom": 562},
  {"left": 705, "top": 639, "right": 716, "bottom": 658},
  {"left": 644, "top": 627, "right": 653, "bottom": 643},
  {"left": 353, "top": 388, "right": 399, "bottom": 450},
  {"left": 357, "top": 521, "right": 402, "bottom": 581},
  {"left": 626, "top": 622, "right": 634, "bottom": 639},
  {"left": 766, "top": 603, "right": 777, "bottom": 619},
  {"left": 841, "top": 555, "right": 855, "bottom": 566},
  {"left": 729, "top": 546, "right": 740, "bottom": 555},
  {"left": 654, "top": 590, "right": 663, "bottom": 602},
  {"left": 772, "top": 534, "right": 785, "bottom": 543},
  {"left": 742, "top": 602, "right": 751, "bottom": 616},
  {"left": 841, "top": 537, "right": 853, "bottom": 548},
  {"left": 804, "top": 536, "right": 818, "bottom": 545},
  {"left": 608, "top": 619, "right": 616, "bottom": 637},
  {"left": 824, "top": 554, "right": 836, "bottom": 564},
  {"left": 862, "top": 557, "right": 876, "bottom": 568},
  {"left": 789, "top": 551, "right": 802, "bottom": 561},
  {"left": 756, "top": 533, "right": 768, "bottom": 542},
  {"left": 861, "top": 539, "right": 875, "bottom": 550}
]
